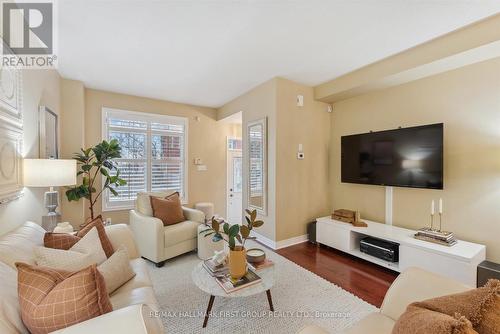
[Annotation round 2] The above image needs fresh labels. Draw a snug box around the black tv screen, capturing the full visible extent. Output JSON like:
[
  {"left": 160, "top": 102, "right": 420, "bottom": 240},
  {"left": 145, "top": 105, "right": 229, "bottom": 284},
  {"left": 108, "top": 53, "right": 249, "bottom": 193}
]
[{"left": 341, "top": 123, "right": 443, "bottom": 189}]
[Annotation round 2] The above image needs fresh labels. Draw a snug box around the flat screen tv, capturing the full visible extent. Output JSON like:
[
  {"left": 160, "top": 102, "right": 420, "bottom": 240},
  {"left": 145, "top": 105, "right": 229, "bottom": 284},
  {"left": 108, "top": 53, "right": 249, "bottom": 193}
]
[{"left": 341, "top": 123, "right": 443, "bottom": 189}]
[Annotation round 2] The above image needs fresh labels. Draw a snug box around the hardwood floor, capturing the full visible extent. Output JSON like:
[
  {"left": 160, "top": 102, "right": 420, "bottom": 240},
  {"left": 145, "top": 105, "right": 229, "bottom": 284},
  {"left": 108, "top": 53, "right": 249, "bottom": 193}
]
[{"left": 276, "top": 242, "right": 399, "bottom": 307}]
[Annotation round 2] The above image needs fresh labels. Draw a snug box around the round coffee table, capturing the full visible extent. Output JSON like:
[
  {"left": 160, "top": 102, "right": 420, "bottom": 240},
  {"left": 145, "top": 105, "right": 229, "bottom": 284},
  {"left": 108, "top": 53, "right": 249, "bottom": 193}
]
[{"left": 191, "top": 261, "right": 275, "bottom": 328}]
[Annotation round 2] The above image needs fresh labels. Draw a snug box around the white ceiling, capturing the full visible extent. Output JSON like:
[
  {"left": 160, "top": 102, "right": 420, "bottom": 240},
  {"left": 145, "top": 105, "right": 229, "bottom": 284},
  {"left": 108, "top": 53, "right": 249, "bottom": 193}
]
[{"left": 58, "top": 1, "right": 500, "bottom": 108}]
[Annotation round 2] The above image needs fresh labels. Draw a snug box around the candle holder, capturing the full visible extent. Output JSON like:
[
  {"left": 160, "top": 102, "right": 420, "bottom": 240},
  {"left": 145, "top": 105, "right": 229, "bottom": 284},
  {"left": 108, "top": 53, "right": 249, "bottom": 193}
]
[
  {"left": 438, "top": 213, "right": 442, "bottom": 232},
  {"left": 430, "top": 213, "right": 434, "bottom": 230}
]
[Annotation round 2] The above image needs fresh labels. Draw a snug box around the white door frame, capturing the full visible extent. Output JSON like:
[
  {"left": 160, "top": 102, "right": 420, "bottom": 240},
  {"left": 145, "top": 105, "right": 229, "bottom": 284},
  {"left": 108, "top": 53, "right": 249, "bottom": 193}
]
[{"left": 226, "top": 137, "right": 242, "bottom": 223}]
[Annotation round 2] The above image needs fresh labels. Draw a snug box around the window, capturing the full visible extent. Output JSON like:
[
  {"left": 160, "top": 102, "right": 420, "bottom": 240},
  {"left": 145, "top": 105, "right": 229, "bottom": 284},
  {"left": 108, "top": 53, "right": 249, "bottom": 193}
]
[{"left": 102, "top": 108, "right": 188, "bottom": 210}]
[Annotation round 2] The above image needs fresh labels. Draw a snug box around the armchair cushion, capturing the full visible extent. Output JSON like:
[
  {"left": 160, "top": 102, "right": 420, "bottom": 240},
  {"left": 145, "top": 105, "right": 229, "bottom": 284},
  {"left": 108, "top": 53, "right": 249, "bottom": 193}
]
[
  {"left": 381, "top": 267, "right": 470, "bottom": 321},
  {"left": 164, "top": 220, "right": 200, "bottom": 247},
  {"left": 150, "top": 192, "right": 185, "bottom": 226}
]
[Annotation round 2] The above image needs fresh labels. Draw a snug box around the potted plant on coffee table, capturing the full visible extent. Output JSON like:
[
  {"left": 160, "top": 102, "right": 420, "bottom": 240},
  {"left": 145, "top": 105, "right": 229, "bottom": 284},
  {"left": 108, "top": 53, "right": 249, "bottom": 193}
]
[{"left": 201, "top": 209, "right": 264, "bottom": 279}]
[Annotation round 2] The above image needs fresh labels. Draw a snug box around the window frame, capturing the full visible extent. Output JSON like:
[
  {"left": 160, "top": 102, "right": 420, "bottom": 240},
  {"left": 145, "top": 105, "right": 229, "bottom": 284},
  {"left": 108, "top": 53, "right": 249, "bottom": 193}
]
[{"left": 101, "top": 107, "right": 188, "bottom": 212}]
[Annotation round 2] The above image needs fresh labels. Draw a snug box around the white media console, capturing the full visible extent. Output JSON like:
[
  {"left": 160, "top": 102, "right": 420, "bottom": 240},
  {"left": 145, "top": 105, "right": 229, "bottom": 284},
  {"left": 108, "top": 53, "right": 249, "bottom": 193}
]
[{"left": 316, "top": 216, "right": 486, "bottom": 286}]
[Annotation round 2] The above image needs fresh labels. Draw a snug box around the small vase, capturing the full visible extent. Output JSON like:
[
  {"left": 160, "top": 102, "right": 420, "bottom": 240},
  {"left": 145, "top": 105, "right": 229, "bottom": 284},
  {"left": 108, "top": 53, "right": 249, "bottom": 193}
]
[{"left": 229, "top": 246, "right": 247, "bottom": 279}]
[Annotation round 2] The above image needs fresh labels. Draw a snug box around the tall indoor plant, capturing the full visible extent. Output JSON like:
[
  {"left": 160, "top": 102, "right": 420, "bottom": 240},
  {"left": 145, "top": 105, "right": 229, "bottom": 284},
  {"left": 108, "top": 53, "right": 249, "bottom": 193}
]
[
  {"left": 66, "top": 139, "right": 126, "bottom": 220},
  {"left": 202, "top": 209, "right": 264, "bottom": 279}
]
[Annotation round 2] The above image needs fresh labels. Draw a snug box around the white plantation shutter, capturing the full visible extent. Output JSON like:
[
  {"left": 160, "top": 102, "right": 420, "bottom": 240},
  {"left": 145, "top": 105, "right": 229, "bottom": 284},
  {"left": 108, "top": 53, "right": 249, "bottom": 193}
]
[
  {"left": 102, "top": 108, "right": 188, "bottom": 210},
  {"left": 249, "top": 131, "right": 263, "bottom": 195}
]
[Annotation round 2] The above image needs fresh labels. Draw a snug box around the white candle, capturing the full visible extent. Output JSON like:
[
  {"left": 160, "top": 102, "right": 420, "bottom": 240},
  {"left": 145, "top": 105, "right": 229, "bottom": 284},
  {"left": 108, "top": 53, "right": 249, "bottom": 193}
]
[
  {"left": 431, "top": 200, "right": 435, "bottom": 215},
  {"left": 439, "top": 198, "right": 443, "bottom": 214}
]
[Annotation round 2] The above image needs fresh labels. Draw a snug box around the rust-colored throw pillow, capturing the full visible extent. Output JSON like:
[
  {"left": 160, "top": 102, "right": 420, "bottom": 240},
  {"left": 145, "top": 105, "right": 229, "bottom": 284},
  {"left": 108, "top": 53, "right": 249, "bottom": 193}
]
[
  {"left": 393, "top": 279, "right": 500, "bottom": 334},
  {"left": 77, "top": 216, "right": 114, "bottom": 258},
  {"left": 393, "top": 305, "right": 478, "bottom": 334},
  {"left": 16, "top": 262, "right": 112, "bottom": 334},
  {"left": 150, "top": 192, "right": 185, "bottom": 226},
  {"left": 44, "top": 232, "right": 79, "bottom": 250},
  {"left": 44, "top": 216, "right": 114, "bottom": 258}
]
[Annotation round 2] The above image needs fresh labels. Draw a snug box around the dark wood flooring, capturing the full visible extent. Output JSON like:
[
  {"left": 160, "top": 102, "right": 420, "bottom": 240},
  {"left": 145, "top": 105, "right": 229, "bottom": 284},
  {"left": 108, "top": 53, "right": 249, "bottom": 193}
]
[{"left": 276, "top": 242, "right": 399, "bottom": 307}]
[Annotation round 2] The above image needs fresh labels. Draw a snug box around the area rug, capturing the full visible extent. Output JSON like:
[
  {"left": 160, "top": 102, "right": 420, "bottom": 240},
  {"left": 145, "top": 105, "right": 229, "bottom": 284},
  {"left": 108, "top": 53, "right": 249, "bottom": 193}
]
[{"left": 146, "top": 241, "right": 377, "bottom": 334}]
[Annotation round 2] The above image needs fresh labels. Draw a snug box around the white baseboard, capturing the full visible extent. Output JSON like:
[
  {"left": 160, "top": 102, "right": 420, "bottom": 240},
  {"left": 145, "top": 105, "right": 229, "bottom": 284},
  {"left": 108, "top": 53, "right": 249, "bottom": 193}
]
[
  {"left": 276, "top": 234, "right": 308, "bottom": 249},
  {"left": 252, "top": 231, "right": 277, "bottom": 249},
  {"left": 251, "top": 231, "right": 308, "bottom": 250}
]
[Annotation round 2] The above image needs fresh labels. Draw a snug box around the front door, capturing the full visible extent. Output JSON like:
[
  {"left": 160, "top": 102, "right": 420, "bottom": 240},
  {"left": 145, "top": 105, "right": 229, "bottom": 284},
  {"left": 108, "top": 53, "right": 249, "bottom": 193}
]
[{"left": 227, "top": 144, "right": 242, "bottom": 224}]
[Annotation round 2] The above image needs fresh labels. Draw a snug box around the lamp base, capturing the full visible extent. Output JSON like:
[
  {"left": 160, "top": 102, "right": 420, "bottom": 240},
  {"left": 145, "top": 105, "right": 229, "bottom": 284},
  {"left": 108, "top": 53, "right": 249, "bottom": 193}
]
[{"left": 42, "top": 213, "right": 61, "bottom": 232}]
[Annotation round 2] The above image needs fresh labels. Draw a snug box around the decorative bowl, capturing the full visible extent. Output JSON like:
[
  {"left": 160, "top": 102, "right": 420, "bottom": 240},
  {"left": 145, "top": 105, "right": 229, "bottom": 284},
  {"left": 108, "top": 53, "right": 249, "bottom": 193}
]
[{"left": 246, "top": 248, "right": 266, "bottom": 263}]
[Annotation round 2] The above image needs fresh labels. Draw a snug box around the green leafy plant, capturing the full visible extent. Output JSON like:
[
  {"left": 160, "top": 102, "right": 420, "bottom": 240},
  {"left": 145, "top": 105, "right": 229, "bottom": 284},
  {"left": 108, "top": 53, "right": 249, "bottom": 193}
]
[
  {"left": 66, "top": 139, "right": 126, "bottom": 220},
  {"left": 200, "top": 209, "right": 264, "bottom": 250}
]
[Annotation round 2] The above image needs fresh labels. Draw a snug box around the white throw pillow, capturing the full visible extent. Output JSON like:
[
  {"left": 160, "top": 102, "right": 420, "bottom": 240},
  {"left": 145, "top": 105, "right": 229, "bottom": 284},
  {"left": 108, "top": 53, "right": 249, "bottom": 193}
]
[
  {"left": 35, "top": 227, "right": 107, "bottom": 271},
  {"left": 97, "top": 246, "right": 136, "bottom": 294},
  {"left": 69, "top": 227, "right": 107, "bottom": 264},
  {"left": 0, "top": 261, "right": 29, "bottom": 333}
]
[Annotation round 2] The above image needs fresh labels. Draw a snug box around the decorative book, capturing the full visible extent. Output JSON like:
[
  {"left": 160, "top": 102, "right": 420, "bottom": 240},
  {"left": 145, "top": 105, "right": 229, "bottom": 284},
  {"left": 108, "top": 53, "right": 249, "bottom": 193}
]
[
  {"left": 249, "top": 259, "right": 274, "bottom": 271},
  {"left": 203, "top": 259, "right": 228, "bottom": 276},
  {"left": 215, "top": 269, "right": 262, "bottom": 293},
  {"left": 414, "top": 233, "right": 457, "bottom": 247}
]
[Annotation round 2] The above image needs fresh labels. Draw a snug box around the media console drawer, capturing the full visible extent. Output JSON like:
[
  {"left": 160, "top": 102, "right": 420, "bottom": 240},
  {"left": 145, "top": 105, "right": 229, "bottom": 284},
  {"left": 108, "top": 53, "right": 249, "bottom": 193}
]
[{"left": 317, "top": 220, "right": 350, "bottom": 252}]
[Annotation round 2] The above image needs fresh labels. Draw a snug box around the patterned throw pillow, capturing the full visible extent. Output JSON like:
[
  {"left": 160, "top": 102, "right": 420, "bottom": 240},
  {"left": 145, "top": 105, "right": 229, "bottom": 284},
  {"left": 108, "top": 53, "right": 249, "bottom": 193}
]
[
  {"left": 44, "top": 215, "right": 114, "bottom": 258},
  {"left": 36, "top": 228, "right": 107, "bottom": 271},
  {"left": 150, "top": 192, "right": 186, "bottom": 226},
  {"left": 16, "top": 262, "right": 112, "bottom": 334}
]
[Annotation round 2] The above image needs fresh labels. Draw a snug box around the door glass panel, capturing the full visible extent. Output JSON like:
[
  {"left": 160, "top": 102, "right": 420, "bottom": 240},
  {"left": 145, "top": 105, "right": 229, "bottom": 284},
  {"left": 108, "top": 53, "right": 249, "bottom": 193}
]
[{"left": 233, "top": 157, "right": 242, "bottom": 193}]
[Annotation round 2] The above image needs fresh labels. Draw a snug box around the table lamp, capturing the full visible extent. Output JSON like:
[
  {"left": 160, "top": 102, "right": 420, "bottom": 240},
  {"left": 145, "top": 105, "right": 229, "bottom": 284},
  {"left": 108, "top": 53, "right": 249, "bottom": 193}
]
[{"left": 23, "top": 159, "right": 77, "bottom": 231}]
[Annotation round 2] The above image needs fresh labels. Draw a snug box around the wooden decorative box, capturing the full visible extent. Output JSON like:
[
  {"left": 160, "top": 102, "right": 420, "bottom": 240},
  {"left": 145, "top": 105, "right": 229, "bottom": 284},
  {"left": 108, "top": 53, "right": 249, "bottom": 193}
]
[
  {"left": 332, "top": 209, "right": 356, "bottom": 223},
  {"left": 332, "top": 209, "right": 367, "bottom": 227}
]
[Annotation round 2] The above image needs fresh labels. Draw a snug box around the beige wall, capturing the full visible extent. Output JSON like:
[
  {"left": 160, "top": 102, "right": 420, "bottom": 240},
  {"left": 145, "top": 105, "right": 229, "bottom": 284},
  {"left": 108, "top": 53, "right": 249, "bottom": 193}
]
[
  {"left": 0, "top": 69, "right": 61, "bottom": 235},
  {"left": 275, "top": 78, "right": 331, "bottom": 241},
  {"left": 60, "top": 79, "right": 86, "bottom": 225},
  {"left": 330, "top": 57, "right": 500, "bottom": 262},
  {"left": 218, "top": 77, "right": 332, "bottom": 243},
  {"left": 77, "top": 89, "right": 239, "bottom": 224},
  {"left": 218, "top": 79, "right": 278, "bottom": 240}
]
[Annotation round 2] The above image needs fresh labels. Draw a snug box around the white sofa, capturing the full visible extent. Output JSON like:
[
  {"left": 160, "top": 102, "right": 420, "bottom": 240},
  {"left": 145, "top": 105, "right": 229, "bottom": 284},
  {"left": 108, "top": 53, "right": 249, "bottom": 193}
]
[
  {"left": 129, "top": 191, "right": 205, "bottom": 267},
  {"left": 299, "top": 267, "right": 472, "bottom": 334},
  {"left": 0, "top": 221, "right": 164, "bottom": 334}
]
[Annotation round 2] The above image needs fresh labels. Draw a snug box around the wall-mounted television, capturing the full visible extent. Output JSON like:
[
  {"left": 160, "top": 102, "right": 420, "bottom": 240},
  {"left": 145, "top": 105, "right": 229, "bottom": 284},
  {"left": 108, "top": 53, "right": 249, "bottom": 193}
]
[{"left": 341, "top": 123, "right": 443, "bottom": 189}]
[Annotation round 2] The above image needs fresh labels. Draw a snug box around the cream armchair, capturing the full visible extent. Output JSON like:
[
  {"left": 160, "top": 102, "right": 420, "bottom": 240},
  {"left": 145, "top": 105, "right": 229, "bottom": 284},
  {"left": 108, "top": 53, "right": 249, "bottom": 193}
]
[
  {"left": 129, "top": 191, "right": 205, "bottom": 267},
  {"left": 298, "top": 267, "right": 471, "bottom": 334}
]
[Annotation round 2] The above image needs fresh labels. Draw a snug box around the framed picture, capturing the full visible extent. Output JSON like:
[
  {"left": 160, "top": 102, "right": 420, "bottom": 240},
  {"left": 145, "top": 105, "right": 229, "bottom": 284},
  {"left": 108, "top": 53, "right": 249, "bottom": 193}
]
[{"left": 39, "top": 106, "right": 58, "bottom": 158}]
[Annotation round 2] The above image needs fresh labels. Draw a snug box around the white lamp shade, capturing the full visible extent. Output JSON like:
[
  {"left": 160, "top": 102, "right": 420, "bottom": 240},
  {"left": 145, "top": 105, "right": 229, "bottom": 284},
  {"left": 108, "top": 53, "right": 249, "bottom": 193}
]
[{"left": 23, "top": 159, "right": 77, "bottom": 187}]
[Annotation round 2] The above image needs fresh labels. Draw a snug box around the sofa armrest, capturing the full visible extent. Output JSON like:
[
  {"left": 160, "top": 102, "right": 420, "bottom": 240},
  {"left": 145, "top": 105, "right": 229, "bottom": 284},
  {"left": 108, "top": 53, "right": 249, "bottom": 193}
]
[
  {"left": 105, "top": 224, "right": 139, "bottom": 259},
  {"left": 380, "top": 267, "right": 471, "bottom": 321},
  {"left": 51, "top": 304, "right": 163, "bottom": 334},
  {"left": 129, "top": 210, "right": 164, "bottom": 262},
  {"left": 182, "top": 206, "right": 205, "bottom": 223}
]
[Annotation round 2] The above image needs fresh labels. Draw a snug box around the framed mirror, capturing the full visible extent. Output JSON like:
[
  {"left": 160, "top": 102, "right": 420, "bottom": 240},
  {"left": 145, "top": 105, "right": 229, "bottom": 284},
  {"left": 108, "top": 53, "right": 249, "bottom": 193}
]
[
  {"left": 39, "top": 106, "right": 58, "bottom": 158},
  {"left": 247, "top": 118, "right": 267, "bottom": 214}
]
